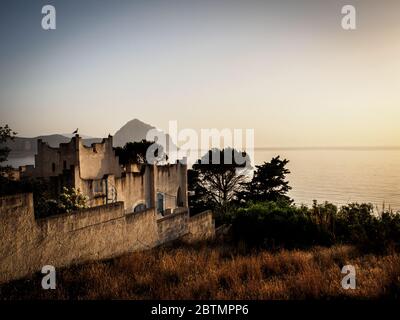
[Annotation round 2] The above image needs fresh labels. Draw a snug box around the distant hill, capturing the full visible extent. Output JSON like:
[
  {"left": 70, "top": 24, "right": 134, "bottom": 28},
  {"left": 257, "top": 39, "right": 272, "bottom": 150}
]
[
  {"left": 4, "top": 135, "right": 102, "bottom": 158},
  {"left": 113, "top": 119, "right": 175, "bottom": 149},
  {"left": 3, "top": 119, "right": 175, "bottom": 159}
]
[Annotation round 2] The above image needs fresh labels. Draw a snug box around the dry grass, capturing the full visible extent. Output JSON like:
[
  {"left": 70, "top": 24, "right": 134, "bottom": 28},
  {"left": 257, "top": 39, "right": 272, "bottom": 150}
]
[{"left": 1, "top": 242, "right": 399, "bottom": 300}]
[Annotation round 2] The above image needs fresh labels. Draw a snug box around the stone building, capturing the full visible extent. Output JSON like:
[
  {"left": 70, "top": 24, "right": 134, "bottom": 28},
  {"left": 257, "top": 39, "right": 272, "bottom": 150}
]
[
  {"left": 0, "top": 135, "right": 215, "bottom": 283},
  {"left": 21, "top": 134, "right": 188, "bottom": 215}
]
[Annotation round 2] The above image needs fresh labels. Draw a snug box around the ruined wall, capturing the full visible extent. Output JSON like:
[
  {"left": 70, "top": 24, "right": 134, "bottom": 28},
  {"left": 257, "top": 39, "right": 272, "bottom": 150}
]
[
  {"left": 78, "top": 136, "right": 122, "bottom": 180},
  {"left": 0, "top": 193, "right": 214, "bottom": 284},
  {"left": 32, "top": 138, "right": 79, "bottom": 178}
]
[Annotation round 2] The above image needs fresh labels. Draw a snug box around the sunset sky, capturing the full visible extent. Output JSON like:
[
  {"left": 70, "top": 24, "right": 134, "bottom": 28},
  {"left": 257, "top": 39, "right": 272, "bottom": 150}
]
[{"left": 1, "top": 0, "right": 400, "bottom": 147}]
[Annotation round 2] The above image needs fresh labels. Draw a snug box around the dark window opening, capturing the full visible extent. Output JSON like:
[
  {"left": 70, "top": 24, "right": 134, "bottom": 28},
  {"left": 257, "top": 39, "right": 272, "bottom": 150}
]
[
  {"left": 157, "top": 193, "right": 164, "bottom": 214},
  {"left": 133, "top": 203, "right": 146, "bottom": 213}
]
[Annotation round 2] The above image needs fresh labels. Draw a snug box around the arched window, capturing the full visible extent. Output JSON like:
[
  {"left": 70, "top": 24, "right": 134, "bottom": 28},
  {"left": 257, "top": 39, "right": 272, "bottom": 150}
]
[{"left": 133, "top": 203, "right": 146, "bottom": 213}]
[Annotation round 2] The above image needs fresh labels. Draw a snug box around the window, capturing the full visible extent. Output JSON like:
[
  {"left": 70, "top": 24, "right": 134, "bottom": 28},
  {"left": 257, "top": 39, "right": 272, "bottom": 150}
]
[
  {"left": 176, "top": 187, "right": 184, "bottom": 207},
  {"left": 93, "top": 179, "right": 104, "bottom": 194},
  {"left": 52, "top": 163, "right": 56, "bottom": 172},
  {"left": 157, "top": 193, "right": 164, "bottom": 214},
  {"left": 63, "top": 160, "right": 67, "bottom": 170},
  {"left": 133, "top": 203, "right": 146, "bottom": 213}
]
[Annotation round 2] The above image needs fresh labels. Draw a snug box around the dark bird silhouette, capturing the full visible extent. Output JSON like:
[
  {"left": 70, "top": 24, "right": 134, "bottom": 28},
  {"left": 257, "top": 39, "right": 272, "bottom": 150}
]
[{"left": 72, "top": 128, "right": 78, "bottom": 134}]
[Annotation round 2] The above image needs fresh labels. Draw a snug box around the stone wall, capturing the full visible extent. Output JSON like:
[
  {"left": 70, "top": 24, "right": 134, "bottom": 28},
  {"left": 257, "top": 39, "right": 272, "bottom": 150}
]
[
  {"left": 76, "top": 163, "right": 187, "bottom": 213},
  {"left": 187, "top": 210, "right": 215, "bottom": 241},
  {"left": 0, "top": 193, "right": 214, "bottom": 284},
  {"left": 33, "top": 138, "right": 78, "bottom": 178},
  {"left": 78, "top": 136, "right": 122, "bottom": 180}
]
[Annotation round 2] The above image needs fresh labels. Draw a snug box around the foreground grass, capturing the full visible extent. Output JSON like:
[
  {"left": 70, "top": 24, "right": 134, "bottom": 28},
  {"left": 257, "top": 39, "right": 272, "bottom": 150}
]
[{"left": 1, "top": 243, "right": 399, "bottom": 299}]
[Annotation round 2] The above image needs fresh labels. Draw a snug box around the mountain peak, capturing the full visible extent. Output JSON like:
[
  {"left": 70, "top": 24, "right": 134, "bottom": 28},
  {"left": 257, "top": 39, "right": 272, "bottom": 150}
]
[{"left": 113, "top": 118, "right": 163, "bottom": 147}]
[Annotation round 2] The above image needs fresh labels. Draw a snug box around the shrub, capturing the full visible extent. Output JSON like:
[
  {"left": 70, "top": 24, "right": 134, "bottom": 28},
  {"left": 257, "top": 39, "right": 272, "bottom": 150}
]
[
  {"left": 230, "top": 201, "right": 334, "bottom": 249},
  {"left": 229, "top": 200, "right": 400, "bottom": 252}
]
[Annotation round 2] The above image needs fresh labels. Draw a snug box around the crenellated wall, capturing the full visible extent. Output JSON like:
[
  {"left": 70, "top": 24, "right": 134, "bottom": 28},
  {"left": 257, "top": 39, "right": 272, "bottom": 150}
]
[
  {"left": 32, "top": 138, "right": 79, "bottom": 178},
  {"left": 78, "top": 136, "right": 122, "bottom": 180},
  {"left": 0, "top": 193, "right": 214, "bottom": 284},
  {"left": 22, "top": 135, "right": 121, "bottom": 180}
]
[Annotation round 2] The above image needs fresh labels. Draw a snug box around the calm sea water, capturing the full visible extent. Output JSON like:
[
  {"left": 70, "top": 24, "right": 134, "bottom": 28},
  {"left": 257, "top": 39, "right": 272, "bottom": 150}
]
[
  {"left": 254, "top": 149, "right": 400, "bottom": 211},
  {"left": 6, "top": 149, "right": 400, "bottom": 211}
]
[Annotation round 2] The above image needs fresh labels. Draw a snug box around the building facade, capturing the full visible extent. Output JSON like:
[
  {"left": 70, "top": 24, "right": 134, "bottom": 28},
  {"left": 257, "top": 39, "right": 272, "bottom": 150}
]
[{"left": 22, "top": 135, "right": 188, "bottom": 215}]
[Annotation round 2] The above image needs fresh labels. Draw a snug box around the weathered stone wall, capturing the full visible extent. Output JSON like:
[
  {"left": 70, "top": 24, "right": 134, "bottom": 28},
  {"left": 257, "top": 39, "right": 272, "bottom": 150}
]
[
  {"left": 0, "top": 193, "right": 215, "bottom": 284},
  {"left": 115, "top": 171, "right": 151, "bottom": 212},
  {"left": 76, "top": 163, "right": 187, "bottom": 213},
  {"left": 155, "top": 163, "right": 188, "bottom": 210},
  {"left": 157, "top": 211, "right": 189, "bottom": 243},
  {"left": 78, "top": 136, "right": 122, "bottom": 180},
  {"left": 32, "top": 138, "right": 78, "bottom": 178},
  {"left": 187, "top": 210, "right": 215, "bottom": 242}
]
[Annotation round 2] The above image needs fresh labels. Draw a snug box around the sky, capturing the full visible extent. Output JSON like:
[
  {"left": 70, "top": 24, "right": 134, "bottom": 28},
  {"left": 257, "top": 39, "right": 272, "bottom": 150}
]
[{"left": 1, "top": 0, "right": 400, "bottom": 147}]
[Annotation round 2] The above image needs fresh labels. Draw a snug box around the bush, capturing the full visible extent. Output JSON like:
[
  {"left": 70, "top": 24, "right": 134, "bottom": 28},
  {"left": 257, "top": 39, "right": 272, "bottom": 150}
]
[
  {"left": 230, "top": 201, "right": 334, "bottom": 249},
  {"left": 229, "top": 200, "right": 400, "bottom": 252},
  {"left": 36, "top": 187, "right": 88, "bottom": 217}
]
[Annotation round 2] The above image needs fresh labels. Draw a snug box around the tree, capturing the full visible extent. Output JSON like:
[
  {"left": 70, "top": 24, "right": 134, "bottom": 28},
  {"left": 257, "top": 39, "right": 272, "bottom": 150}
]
[
  {"left": 36, "top": 187, "right": 89, "bottom": 217},
  {"left": 188, "top": 148, "right": 251, "bottom": 216},
  {"left": 114, "top": 139, "right": 167, "bottom": 165},
  {"left": 58, "top": 187, "right": 89, "bottom": 213},
  {"left": 240, "top": 156, "right": 292, "bottom": 203},
  {"left": 0, "top": 124, "right": 17, "bottom": 169}
]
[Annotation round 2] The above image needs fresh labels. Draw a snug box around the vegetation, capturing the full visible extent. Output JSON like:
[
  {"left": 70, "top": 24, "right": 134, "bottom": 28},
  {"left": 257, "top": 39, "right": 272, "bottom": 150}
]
[
  {"left": 229, "top": 201, "right": 400, "bottom": 253},
  {"left": 0, "top": 177, "right": 88, "bottom": 218},
  {"left": 0, "top": 124, "right": 17, "bottom": 173},
  {"left": 114, "top": 139, "right": 167, "bottom": 165},
  {"left": 188, "top": 148, "right": 251, "bottom": 217},
  {"left": 1, "top": 242, "right": 399, "bottom": 300},
  {"left": 238, "top": 156, "right": 292, "bottom": 203},
  {"left": 1, "top": 143, "right": 399, "bottom": 299},
  {"left": 35, "top": 187, "right": 89, "bottom": 217},
  {"left": 188, "top": 148, "right": 400, "bottom": 253}
]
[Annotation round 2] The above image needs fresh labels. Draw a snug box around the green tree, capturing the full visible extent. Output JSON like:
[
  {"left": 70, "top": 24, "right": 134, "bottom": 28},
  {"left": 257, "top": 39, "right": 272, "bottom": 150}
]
[
  {"left": 36, "top": 187, "right": 89, "bottom": 217},
  {"left": 114, "top": 139, "right": 167, "bottom": 165},
  {"left": 239, "top": 156, "right": 292, "bottom": 203},
  {"left": 58, "top": 187, "right": 89, "bottom": 213},
  {"left": 0, "top": 124, "right": 17, "bottom": 170},
  {"left": 188, "top": 148, "right": 251, "bottom": 218}
]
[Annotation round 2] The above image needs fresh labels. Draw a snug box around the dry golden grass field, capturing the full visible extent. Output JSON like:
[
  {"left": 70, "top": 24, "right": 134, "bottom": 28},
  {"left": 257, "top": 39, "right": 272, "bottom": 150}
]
[{"left": 1, "top": 242, "right": 399, "bottom": 300}]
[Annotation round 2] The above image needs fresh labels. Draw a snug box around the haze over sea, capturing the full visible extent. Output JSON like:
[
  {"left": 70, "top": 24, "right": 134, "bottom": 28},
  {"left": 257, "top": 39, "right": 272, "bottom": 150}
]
[
  {"left": 7, "top": 148, "right": 400, "bottom": 212},
  {"left": 255, "top": 148, "right": 400, "bottom": 211}
]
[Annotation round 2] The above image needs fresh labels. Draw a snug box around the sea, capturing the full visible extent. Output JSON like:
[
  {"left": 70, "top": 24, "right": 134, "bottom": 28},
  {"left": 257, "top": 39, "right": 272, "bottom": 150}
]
[{"left": 6, "top": 148, "right": 400, "bottom": 211}]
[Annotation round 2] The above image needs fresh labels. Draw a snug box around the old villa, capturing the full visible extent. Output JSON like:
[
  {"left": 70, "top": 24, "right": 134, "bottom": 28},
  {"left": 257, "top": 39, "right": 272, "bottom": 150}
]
[{"left": 0, "top": 135, "right": 215, "bottom": 283}]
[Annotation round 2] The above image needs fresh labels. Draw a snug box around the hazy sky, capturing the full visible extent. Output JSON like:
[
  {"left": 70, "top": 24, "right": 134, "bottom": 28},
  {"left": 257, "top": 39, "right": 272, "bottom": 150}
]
[{"left": 1, "top": 0, "right": 400, "bottom": 147}]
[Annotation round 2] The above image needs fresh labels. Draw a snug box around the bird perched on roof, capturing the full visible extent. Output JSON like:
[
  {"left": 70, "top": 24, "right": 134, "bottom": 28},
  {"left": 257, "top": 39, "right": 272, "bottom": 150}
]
[{"left": 72, "top": 128, "right": 79, "bottom": 134}]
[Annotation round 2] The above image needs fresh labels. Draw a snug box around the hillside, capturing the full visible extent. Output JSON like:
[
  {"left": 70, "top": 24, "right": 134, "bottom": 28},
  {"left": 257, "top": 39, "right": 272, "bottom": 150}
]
[
  {"left": 0, "top": 243, "right": 398, "bottom": 299},
  {"left": 113, "top": 118, "right": 175, "bottom": 149}
]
